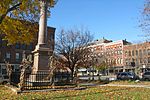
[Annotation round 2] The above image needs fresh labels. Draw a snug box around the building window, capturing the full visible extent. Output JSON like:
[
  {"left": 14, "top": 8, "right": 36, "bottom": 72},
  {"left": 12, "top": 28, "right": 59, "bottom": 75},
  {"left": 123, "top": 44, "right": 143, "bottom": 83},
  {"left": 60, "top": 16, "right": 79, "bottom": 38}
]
[
  {"left": 136, "top": 50, "right": 138, "bottom": 56},
  {"left": 125, "top": 59, "right": 128, "bottom": 65},
  {"left": 0, "top": 38, "right": 2, "bottom": 47},
  {"left": 15, "top": 43, "right": 20, "bottom": 49},
  {"left": 128, "top": 51, "right": 131, "bottom": 56},
  {"left": 125, "top": 51, "right": 128, "bottom": 56},
  {"left": 27, "top": 43, "right": 33, "bottom": 50},
  {"left": 6, "top": 52, "right": 11, "bottom": 59},
  {"left": 132, "top": 50, "right": 134, "bottom": 56},
  {"left": 139, "top": 50, "right": 142, "bottom": 56},
  {"left": 16, "top": 53, "right": 20, "bottom": 62},
  {"left": 148, "top": 57, "right": 150, "bottom": 63},
  {"left": 29, "top": 44, "right": 33, "bottom": 50},
  {"left": 148, "top": 49, "right": 150, "bottom": 55},
  {"left": 22, "top": 44, "right": 26, "bottom": 50},
  {"left": 132, "top": 58, "right": 135, "bottom": 62},
  {"left": 2, "top": 69, "right": 7, "bottom": 74},
  {"left": 143, "top": 49, "right": 147, "bottom": 55},
  {"left": 140, "top": 58, "right": 142, "bottom": 64},
  {"left": 120, "top": 58, "right": 123, "bottom": 64},
  {"left": 2, "top": 41, "right": 7, "bottom": 47}
]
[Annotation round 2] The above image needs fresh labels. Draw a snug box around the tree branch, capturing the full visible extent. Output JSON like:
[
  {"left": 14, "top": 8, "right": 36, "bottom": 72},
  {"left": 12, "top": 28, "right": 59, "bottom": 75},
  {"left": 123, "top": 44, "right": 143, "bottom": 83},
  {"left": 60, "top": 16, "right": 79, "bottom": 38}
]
[{"left": 0, "top": 2, "right": 22, "bottom": 24}]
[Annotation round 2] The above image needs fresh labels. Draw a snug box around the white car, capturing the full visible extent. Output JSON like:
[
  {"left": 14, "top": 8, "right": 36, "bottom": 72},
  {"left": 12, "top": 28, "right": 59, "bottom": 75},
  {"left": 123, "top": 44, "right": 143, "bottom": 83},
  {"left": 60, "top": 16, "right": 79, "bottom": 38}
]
[{"left": 0, "top": 74, "right": 9, "bottom": 84}]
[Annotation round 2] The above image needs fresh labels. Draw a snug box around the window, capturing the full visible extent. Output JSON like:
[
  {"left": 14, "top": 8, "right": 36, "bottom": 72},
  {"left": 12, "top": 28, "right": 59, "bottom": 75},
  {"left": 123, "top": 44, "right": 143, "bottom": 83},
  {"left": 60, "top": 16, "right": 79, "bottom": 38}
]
[
  {"left": 16, "top": 53, "right": 20, "bottom": 61},
  {"left": 2, "top": 41, "right": 7, "bottom": 47},
  {"left": 140, "top": 58, "right": 142, "bottom": 64},
  {"left": 148, "top": 57, "right": 150, "bottom": 63},
  {"left": 125, "top": 51, "right": 128, "bottom": 56},
  {"left": 2, "top": 69, "right": 7, "bottom": 75},
  {"left": 148, "top": 49, "right": 150, "bottom": 55},
  {"left": 6, "top": 52, "right": 11, "bottom": 59},
  {"left": 139, "top": 50, "right": 142, "bottom": 56},
  {"left": 132, "top": 50, "right": 134, "bottom": 56},
  {"left": 143, "top": 49, "right": 146, "bottom": 55},
  {"left": 120, "top": 58, "right": 123, "bottom": 64},
  {"left": 120, "top": 51, "right": 122, "bottom": 55},
  {"left": 125, "top": 59, "right": 129, "bottom": 65},
  {"left": 0, "top": 38, "right": 2, "bottom": 47},
  {"left": 27, "top": 43, "right": 33, "bottom": 50},
  {"left": 144, "top": 72, "right": 150, "bottom": 75},
  {"left": 136, "top": 50, "right": 138, "bottom": 56},
  {"left": 15, "top": 43, "right": 20, "bottom": 49},
  {"left": 128, "top": 51, "right": 131, "bottom": 56},
  {"left": 22, "top": 44, "right": 26, "bottom": 50}
]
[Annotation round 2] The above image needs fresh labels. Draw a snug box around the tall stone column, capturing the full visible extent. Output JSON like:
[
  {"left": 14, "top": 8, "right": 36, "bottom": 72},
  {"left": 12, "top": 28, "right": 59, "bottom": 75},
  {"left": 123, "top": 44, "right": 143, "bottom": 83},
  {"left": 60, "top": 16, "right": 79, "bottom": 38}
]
[
  {"left": 38, "top": 0, "right": 47, "bottom": 45},
  {"left": 32, "top": 0, "right": 52, "bottom": 72}
]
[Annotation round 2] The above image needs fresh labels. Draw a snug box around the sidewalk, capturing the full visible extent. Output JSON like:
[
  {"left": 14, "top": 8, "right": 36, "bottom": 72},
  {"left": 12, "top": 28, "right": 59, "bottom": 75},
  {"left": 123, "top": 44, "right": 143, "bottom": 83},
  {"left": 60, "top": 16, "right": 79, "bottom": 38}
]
[
  {"left": 101, "top": 84, "right": 150, "bottom": 88},
  {"left": 79, "top": 82, "right": 150, "bottom": 89}
]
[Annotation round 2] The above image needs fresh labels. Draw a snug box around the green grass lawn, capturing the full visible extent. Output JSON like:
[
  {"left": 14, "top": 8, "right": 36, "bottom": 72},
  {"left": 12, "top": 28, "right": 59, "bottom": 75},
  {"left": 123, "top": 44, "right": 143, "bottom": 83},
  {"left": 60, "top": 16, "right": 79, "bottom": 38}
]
[{"left": 0, "top": 84, "right": 150, "bottom": 100}]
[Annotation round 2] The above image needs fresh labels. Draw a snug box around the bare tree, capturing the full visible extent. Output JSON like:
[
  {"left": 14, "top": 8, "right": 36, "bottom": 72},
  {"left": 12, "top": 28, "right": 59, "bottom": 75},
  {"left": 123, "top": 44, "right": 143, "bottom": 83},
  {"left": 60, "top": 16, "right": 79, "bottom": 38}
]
[
  {"left": 140, "top": 0, "right": 150, "bottom": 41},
  {"left": 88, "top": 53, "right": 109, "bottom": 80},
  {"left": 55, "top": 28, "right": 93, "bottom": 80}
]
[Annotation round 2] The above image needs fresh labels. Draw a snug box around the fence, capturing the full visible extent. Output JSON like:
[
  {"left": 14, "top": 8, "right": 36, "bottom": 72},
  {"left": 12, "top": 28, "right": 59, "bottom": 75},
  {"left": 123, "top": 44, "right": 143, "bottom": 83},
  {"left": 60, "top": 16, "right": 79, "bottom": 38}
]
[{"left": 10, "top": 71, "right": 71, "bottom": 90}]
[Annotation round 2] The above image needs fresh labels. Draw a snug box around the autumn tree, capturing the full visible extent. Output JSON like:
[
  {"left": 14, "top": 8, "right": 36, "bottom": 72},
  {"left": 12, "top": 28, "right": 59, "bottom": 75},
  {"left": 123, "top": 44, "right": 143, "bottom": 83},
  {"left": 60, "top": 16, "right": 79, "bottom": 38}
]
[
  {"left": 0, "top": 0, "right": 57, "bottom": 44},
  {"left": 55, "top": 28, "right": 93, "bottom": 80}
]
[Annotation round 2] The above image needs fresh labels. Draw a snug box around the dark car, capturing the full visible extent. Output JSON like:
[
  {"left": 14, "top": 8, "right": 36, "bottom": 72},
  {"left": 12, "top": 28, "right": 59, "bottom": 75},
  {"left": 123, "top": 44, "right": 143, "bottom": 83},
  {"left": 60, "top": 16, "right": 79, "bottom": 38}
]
[
  {"left": 142, "top": 71, "right": 150, "bottom": 81},
  {"left": 117, "top": 72, "right": 139, "bottom": 80}
]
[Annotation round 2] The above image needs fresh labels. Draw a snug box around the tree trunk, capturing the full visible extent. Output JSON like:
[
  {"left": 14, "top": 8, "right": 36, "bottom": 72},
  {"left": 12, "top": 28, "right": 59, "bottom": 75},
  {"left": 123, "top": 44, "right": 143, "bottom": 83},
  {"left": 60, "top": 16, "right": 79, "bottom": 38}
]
[{"left": 70, "top": 68, "right": 74, "bottom": 81}]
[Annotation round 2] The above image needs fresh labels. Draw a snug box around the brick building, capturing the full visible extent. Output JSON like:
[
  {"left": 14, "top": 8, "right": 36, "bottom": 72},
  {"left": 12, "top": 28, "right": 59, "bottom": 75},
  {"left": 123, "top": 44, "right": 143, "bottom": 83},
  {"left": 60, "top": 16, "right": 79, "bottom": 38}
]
[
  {"left": 0, "top": 26, "right": 55, "bottom": 73},
  {"left": 123, "top": 42, "right": 150, "bottom": 73},
  {"left": 88, "top": 38, "right": 131, "bottom": 75},
  {"left": 104, "top": 40, "right": 131, "bottom": 74},
  {"left": 88, "top": 38, "right": 150, "bottom": 75}
]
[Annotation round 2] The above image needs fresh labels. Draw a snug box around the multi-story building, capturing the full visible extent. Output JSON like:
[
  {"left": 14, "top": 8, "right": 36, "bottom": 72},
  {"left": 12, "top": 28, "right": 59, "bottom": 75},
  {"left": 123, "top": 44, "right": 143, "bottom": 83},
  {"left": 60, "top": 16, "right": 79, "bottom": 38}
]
[
  {"left": 104, "top": 40, "right": 131, "bottom": 74},
  {"left": 0, "top": 26, "right": 55, "bottom": 73},
  {"left": 88, "top": 38, "right": 150, "bottom": 75},
  {"left": 87, "top": 38, "right": 131, "bottom": 75},
  {"left": 123, "top": 42, "right": 150, "bottom": 73},
  {"left": 88, "top": 38, "right": 110, "bottom": 57}
]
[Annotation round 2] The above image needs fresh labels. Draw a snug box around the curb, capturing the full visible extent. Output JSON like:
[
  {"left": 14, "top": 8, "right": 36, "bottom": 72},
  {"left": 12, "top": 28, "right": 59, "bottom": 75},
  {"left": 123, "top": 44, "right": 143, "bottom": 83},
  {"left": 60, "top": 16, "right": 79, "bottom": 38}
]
[{"left": 4, "top": 85, "right": 86, "bottom": 94}]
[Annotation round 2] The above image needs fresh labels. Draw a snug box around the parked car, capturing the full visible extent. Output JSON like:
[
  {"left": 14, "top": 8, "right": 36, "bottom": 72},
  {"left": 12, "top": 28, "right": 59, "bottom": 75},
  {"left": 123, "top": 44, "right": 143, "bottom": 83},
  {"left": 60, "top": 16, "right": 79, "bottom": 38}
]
[
  {"left": 117, "top": 72, "right": 139, "bottom": 80},
  {"left": 0, "top": 74, "right": 9, "bottom": 84},
  {"left": 142, "top": 71, "right": 150, "bottom": 81}
]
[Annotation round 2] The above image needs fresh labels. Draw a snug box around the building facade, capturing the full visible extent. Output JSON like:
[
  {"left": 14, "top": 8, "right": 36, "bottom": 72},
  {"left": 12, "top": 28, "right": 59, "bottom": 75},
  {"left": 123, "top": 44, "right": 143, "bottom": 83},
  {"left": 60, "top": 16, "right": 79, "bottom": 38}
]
[
  {"left": 0, "top": 26, "right": 55, "bottom": 73},
  {"left": 123, "top": 42, "right": 150, "bottom": 73},
  {"left": 88, "top": 38, "right": 132, "bottom": 75},
  {"left": 88, "top": 38, "right": 150, "bottom": 75}
]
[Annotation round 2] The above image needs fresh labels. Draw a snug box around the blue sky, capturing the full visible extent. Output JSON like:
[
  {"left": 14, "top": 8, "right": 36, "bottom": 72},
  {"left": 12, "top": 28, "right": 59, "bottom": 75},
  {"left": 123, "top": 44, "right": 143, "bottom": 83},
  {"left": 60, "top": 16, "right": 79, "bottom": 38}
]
[{"left": 47, "top": 0, "right": 145, "bottom": 43}]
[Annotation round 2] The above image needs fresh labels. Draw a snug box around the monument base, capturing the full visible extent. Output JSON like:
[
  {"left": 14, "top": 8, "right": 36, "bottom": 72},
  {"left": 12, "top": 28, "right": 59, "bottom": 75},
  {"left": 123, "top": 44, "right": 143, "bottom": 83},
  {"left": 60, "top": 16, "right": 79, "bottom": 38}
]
[
  {"left": 32, "top": 44, "right": 53, "bottom": 71},
  {"left": 27, "top": 70, "right": 54, "bottom": 87},
  {"left": 28, "top": 44, "right": 53, "bottom": 86}
]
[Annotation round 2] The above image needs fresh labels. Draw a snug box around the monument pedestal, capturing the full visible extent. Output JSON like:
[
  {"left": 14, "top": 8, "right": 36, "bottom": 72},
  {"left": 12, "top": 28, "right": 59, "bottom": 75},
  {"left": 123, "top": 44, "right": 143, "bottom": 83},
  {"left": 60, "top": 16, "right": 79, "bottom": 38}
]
[
  {"left": 32, "top": 44, "right": 52, "bottom": 72},
  {"left": 28, "top": 44, "right": 53, "bottom": 85}
]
